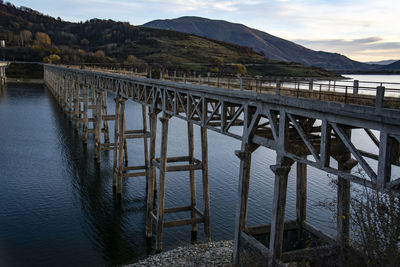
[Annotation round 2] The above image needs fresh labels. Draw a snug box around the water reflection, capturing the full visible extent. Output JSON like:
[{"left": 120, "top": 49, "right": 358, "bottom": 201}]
[{"left": 47, "top": 92, "right": 150, "bottom": 265}]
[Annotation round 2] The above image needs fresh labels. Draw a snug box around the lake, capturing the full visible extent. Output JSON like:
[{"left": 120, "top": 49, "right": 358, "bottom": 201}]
[{"left": 0, "top": 74, "right": 399, "bottom": 266}]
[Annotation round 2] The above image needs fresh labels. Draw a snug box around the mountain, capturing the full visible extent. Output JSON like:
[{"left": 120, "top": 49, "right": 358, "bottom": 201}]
[
  {"left": 0, "top": 2, "right": 339, "bottom": 77},
  {"left": 384, "top": 60, "right": 400, "bottom": 69},
  {"left": 365, "top": 59, "right": 398, "bottom": 65},
  {"left": 143, "top": 16, "right": 376, "bottom": 72}
]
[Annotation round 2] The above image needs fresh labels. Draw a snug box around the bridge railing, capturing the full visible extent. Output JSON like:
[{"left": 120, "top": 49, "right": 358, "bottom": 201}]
[{"left": 69, "top": 65, "right": 400, "bottom": 110}]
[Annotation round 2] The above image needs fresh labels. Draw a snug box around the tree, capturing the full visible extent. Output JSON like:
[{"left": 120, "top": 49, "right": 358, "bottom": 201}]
[
  {"left": 35, "top": 32, "right": 51, "bottom": 46},
  {"left": 20, "top": 30, "right": 32, "bottom": 47},
  {"left": 43, "top": 54, "right": 61, "bottom": 64},
  {"left": 235, "top": 64, "right": 247, "bottom": 75},
  {"left": 94, "top": 50, "right": 105, "bottom": 58},
  {"left": 80, "top": 38, "right": 89, "bottom": 47},
  {"left": 350, "top": 187, "right": 400, "bottom": 266}
]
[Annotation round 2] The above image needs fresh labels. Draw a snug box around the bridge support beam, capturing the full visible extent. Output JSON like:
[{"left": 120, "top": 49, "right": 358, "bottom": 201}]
[
  {"left": 233, "top": 142, "right": 259, "bottom": 265},
  {"left": 112, "top": 98, "right": 149, "bottom": 194},
  {"left": 94, "top": 89, "right": 115, "bottom": 163},
  {"left": 336, "top": 154, "right": 357, "bottom": 256},
  {"left": 146, "top": 113, "right": 211, "bottom": 252},
  {"left": 269, "top": 158, "right": 293, "bottom": 265},
  {"left": 296, "top": 162, "right": 307, "bottom": 226}
]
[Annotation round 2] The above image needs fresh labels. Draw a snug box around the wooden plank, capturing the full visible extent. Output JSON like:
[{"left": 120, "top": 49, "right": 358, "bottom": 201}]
[
  {"left": 122, "top": 171, "right": 146, "bottom": 178},
  {"left": 364, "top": 128, "right": 380, "bottom": 147},
  {"left": 164, "top": 217, "right": 204, "bottom": 228},
  {"left": 164, "top": 206, "right": 192, "bottom": 213},
  {"left": 166, "top": 163, "right": 202, "bottom": 172},
  {"left": 246, "top": 220, "right": 297, "bottom": 236}
]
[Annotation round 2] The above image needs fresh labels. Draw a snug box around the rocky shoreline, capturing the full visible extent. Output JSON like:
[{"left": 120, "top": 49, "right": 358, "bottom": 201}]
[{"left": 130, "top": 240, "right": 234, "bottom": 266}]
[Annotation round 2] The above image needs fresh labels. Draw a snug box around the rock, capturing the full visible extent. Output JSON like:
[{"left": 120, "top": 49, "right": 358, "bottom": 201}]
[{"left": 130, "top": 240, "right": 234, "bottom": 266}]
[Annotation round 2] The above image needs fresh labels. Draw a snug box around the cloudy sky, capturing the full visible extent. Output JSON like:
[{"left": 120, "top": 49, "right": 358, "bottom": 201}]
[{"left": 8, "top": 0, "right": 400, "bottom": 62}]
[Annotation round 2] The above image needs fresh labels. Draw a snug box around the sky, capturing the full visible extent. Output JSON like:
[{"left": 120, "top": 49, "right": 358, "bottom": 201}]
[{"left": 7, "top": 0, "right": 400, "bottom": 62}]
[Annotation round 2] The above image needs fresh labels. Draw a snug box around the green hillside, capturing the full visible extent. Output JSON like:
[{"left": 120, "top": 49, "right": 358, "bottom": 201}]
[{"left": 0, "top": 2, "right": 339, "bottom": 77}]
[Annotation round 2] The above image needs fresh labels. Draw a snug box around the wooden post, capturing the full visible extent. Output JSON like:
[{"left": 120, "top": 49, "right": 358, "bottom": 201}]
[
  {"left": 376, "top": 86, "right": 385, "bottom": 110},
  {"left": 377, "top": 132, "right": 392, "bottom": 189},
  {"left": 117, "top": 99, "right": 127, "bottom": 194},
  {"left": 156, "top": 114, "right": 171, "bottom": 252},
  {"left": 95, "top": 91, "right": 102, "bottom": 163},
  {"left": 353, "top": 80, "right": 359, "bottom": 95},
  {"left": 269, "top": 158, "right": 292, "bottom": 265},
  {"left": 201, "top": 126, "right": 211, "bottom": 242},
  {"left": 146, "top": 108, "right": 160, "bottom": 238},
  {"left": 337, "top": 156, "right": 352, "bottom": 249},
  {"left": 233, "top": 142, "right": 253, "bottom": 265},
  {"left": 336, "top": 127, "right": 356, "bottom": 256},
  {"left": 188, "top": 122, "right": 197, "bottom": 233},
  {"left": 74, "top": 83, "right": 81, "bottom": 131},
  {"left": 83, "top": 85, "right": 89, "bottom": 144},
  {"left": 102, "top": 91, "right": 111, "bottom": 143},
  {"left": 276, "top": 79, "right": 281, "bottom": 95},
  {"left": 142, "top": 104, "right": 150, "bottom": 188},
  {"left": 296, "top": 162, "right": 307, "bottom": 226},
  {"left": 112, "top": 96, "right": 121, "bottom": 188},
  {"left": 68, "top": 80, "right": 74, "bottom": 121}
]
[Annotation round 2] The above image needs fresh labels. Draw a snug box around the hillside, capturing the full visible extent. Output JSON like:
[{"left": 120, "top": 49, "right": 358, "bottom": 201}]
[
  {"left": 385, "top": 60, "right": 400, "bottom": 69},
  {"left": 143, "top": 16, "right": 379, "bottom": 72},
  {"left": 0, "top": 2, "right": 339, "bottom": 78}
]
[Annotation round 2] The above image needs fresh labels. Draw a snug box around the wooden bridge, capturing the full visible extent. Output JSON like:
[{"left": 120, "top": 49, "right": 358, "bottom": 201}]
[{"left": 42, "top": 64, "right": 400, "bottom": 266}]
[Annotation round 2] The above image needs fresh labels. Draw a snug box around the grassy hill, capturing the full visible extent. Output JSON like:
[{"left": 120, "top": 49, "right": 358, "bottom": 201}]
[
  {"left": 143, "top": 16, "right": 378, "bottom": 72},
  {"left": 0, "top": 2, "right": 339, "bottom": 78}
]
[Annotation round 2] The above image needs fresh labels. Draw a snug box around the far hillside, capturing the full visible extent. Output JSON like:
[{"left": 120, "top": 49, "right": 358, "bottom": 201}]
[
  {"left": 144, "top": 16, "right": 400, "bottom": 73},
  {"left": 0, "top": 2, "right": 339, "bottom": 78}
]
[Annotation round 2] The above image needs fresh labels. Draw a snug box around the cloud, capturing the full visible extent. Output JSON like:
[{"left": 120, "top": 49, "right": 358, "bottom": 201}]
[{"left": 293, "top": 37, "right": 400, "bottom": 61}]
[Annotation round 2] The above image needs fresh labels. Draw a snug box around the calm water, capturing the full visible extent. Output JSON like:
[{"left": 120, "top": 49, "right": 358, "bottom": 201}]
[{"left": 0, "top": 75, "right": 399, "bottom": 266}]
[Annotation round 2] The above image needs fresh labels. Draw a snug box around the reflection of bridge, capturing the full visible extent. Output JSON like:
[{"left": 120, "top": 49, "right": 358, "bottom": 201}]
[
  {"left": 0, "top": 62, "right": 7, "bottom": 89},
  {"left": 43, "top": 64, "right": 400, "bottom": 266}
]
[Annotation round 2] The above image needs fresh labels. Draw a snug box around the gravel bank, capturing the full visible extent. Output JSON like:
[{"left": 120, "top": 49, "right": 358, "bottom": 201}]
[{"left": 130, "top": 240, "right": 233, "bottom": 266}]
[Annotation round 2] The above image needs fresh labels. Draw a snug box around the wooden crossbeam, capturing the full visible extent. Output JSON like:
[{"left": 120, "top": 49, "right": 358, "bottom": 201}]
[
  {"left": 288, "top": 113, "right": 320, "bottom": 163},
  {"left": 331, "top": 122, "right": 377, "bottom": 182},
  {"left": 224, "top": 105, "right": 244, "bottom": 133}
]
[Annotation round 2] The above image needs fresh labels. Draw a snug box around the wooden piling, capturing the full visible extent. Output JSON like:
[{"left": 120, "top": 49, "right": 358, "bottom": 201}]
[
  {"left": 156, "top": 114, "right": 171, "bottom": 252},
  {"left": 269, "top": 159, "right": 292, "bottom": 265},
  {"left": 146, "top": 108, "right": 160, "bottom": 238},
  {"left": 117, "top": 99, "right": 127, "bottom": 194},
  {"left": 296, "top": 162, "right": 307, "bottom": 226},
  {"left": 201, "top": 126, "right": 211, "bottom": 241},
  {"left": 188, "top": 122, "right": 197, "bottom": 233},
  {"left": 112, "top": 96, "right": 121, "bottom": 188}
]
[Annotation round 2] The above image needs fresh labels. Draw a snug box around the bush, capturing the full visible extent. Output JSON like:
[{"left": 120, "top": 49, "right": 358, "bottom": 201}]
[{"left": 350, "top": 187, "right": 400, "bottom": 266}]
